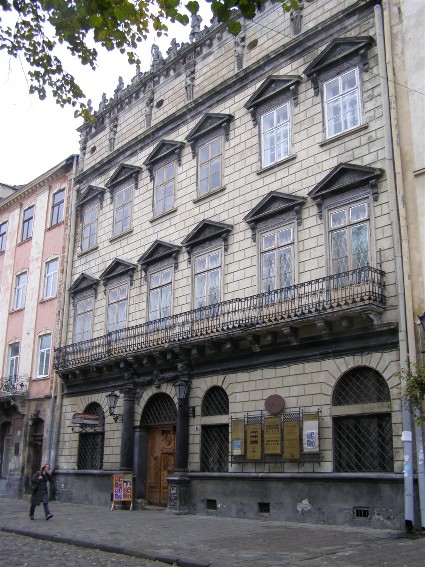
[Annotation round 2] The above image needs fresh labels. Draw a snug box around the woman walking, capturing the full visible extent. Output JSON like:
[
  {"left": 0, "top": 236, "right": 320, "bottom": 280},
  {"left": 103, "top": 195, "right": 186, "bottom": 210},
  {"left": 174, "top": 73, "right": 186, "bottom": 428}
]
[{"left": 30, "top": 464, "right": 53, "bottom": 520}]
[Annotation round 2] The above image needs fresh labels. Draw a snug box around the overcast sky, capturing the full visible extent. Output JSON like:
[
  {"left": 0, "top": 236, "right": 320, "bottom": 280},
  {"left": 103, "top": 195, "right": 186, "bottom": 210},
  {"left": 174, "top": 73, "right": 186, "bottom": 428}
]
[{"left": 0, "top": 2, "right": 212, "bottom": 186}]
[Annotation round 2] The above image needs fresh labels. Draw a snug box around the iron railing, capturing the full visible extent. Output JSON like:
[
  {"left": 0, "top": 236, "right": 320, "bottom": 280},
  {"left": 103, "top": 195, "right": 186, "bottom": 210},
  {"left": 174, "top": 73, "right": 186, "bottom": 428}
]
[
  {"left": 55, "top": 266, "right": 385, "bottom": 371},
  {"left": 0, "top": 375, "right": 29, "bottom": 396}
]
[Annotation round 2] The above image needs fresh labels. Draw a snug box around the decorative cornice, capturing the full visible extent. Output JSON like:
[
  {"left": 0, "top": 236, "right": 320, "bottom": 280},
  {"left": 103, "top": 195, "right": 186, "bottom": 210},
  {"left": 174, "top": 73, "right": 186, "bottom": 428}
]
[
  {"left": 76, "top": 185, "right": 106, "bottom": 210},
  {"left": 99, "top": 258, "right": 137, "bottom": 287},
  {"left": 143, "top": 140, "right": 185, "bottom": 181},
  {"left": 244, "top": 75, "right": 302, "bottom": 126},
  {"left": 185, "top": 113, "right": 233, "bottom": 158},
  {"left": 69, "top": 273, "right": 100, "bottom": 298},
  {"left": 181, "top": 219, "right": 233, "bottom": 263},
  {"left": 138, "top": 240, "right": 182, "bottom": 276}
]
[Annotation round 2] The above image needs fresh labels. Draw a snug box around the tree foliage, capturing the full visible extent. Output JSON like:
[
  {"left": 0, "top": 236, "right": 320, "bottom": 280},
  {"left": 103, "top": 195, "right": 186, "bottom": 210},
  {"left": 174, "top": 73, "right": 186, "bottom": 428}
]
[{"left": 0, "top": 0, "right": 297, "bottom": 118}]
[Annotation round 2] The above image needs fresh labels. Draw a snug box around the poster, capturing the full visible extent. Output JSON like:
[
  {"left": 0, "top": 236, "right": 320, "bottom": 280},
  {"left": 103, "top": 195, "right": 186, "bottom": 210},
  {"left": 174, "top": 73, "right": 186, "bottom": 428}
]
[
  {"left": 111, "top": 473, "right": 133, "bottom": 510},
  {"left": 264, "top": 417, "right": 281, "bottom": 455},
  {"left": 303, "top": 414, "right": 319, "bottom": 453},
  {"left": 231, "top": 419, "right": 245, "bottom": 455},
  {"left": 247, "top": 423, "right": 262, "bottom": 460},
  {"left": 283, "top": 420, "right": 300, "bottom": 460}
]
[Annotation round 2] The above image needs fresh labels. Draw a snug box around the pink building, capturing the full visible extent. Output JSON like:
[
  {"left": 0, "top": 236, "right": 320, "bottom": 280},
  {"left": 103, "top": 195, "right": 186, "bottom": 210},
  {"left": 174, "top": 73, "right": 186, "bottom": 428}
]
[{"left": 0, "top": 156, "right": 77, "bottom": 497}]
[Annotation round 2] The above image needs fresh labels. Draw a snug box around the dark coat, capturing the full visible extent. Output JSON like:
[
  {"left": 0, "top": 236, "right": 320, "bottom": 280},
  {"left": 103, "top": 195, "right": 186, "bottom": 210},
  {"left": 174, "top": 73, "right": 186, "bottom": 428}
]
[{"left": 30, "top": 470, "right": 52, "bottom": 506}]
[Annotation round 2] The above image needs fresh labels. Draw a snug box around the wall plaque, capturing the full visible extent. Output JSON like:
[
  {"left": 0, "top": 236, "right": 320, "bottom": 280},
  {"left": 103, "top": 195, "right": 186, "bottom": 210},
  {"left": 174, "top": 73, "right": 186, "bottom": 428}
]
[
  {"left": 231, "top": 419, "right": 245, "bottom": 455},
  {"left": 264, "top": 394, "right": 285, "bottom": 415},
  {"left": 247, "top": 424, "right": 262, "bottom": 460},
  {"left": 283, "top": 420, "right": 300, "bottom": 460},
  {"left": 264, "top": 416, "right": 281, "bottom": 455},
  {"left": 303, "top": 414, "right": 319, "bottom": 453}
]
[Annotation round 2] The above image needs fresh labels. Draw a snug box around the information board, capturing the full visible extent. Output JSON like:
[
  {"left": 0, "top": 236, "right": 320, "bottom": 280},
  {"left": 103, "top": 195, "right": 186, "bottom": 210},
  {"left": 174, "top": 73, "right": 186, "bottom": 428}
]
[{"left": 111, "top": 473, "right": 133, "bottom": 511}]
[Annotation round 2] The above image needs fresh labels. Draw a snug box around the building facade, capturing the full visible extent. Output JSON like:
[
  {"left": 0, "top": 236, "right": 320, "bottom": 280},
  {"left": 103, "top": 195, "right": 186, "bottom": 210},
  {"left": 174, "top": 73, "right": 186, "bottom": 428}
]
[
  {"left": 54, "top": 0, "right": 421, "bottom": 528},
  {"left": 0, "top": 156, "right": 76, "bottom": 497}
]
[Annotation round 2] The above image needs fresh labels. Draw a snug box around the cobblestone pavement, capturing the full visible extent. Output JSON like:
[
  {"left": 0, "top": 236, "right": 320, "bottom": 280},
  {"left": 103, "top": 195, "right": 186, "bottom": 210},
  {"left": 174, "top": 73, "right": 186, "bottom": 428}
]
[{"left": 1, "top": 498, "right": 425, "bottom": 566}]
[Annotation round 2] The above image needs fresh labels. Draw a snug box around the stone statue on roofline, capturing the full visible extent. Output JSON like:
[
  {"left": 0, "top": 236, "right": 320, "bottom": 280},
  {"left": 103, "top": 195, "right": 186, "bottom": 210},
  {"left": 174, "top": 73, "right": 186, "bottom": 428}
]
[
  {"left": 189, "top": 13, "right": 202, "bottom": 43},
  {"left": 151, "top": 44, "right": 164, "bottom": 72},
  {"left": 167, "top": 38, "right": 180, "bottom": 58},
  {"left": 185, "top": 66, "right": 195, "bottom": 102}
]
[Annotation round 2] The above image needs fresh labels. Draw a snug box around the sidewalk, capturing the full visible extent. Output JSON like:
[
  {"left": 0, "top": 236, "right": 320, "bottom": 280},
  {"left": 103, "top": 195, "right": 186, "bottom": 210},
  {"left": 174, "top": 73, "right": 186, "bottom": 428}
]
[{"left": 1, "top": 497, "right": 424, "bottom": 567}]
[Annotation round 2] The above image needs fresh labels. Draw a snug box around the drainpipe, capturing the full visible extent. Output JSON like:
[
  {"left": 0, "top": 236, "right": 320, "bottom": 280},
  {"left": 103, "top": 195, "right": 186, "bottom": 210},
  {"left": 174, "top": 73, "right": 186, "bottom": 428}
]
[
  {"left": 49, "top": 155, "right": 79, "bottom": 469},
  {"left": 375, "top": 2, "right": 422, "bottom": 530}
]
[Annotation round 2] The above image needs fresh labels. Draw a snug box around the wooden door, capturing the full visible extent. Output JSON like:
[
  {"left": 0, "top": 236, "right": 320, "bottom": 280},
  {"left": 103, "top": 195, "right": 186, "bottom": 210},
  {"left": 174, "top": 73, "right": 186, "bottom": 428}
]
[{"left": 146, "top": 426, "right": 175, "bottom": 506}]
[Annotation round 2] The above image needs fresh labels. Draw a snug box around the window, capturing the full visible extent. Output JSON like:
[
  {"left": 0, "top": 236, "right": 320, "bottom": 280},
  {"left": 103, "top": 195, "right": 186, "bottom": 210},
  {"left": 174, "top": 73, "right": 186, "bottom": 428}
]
[
  {"left": 0, "top": 221, "right": 7, "bottom": 252},
  {"left": 194, "top": 250, "right": 221, "bottom": 315},
  {"left": 198, "top": 137, "right": 222, "bottom": 196},
  {"left": 260, "top": 226, "right": 294, "bottom": 299},
  {"left": 107, "top": 284, "right": 128, "bottom": 335},
  {"left": 37, "top": 334, "right": 51, "bottom": 377},
  {"left": 81, "top": 202, "right": 99, "bottom": 251},
  {"left": 261, "top": 103, "right": 291, "bottom": 167},
  {"left": 22, "top": 206, "right": 34, "bottom": 241},
  {"left": 113, "top": 182, "right": 132, "bottom": 236},
  {"left": 77, "top": 403, "right": 105, "bottom": 470},
  {"left": 324, "top": 68, "right": 361, "bottom": 138},
  {"left": 333, "top": 367, "right": 393, "bottom": 473},
  {"left": 201, "top": 387, "right": 229, "bottom": 472},
  {"left": 74, "top": 297, "right": 94, "bottom": 342},
  {"left": 329, "top": 201, "right": 369, "bottom": 281},
  {"left": 7, "top": 343, "right": 20, "bottom": 380},
  {"left": 154, "top": 162, "right": 175, "bottom": 216},
  {"left": 14, "top": 272, "right": 27, "bottom": 310},
  {"left": 51, "top": 188, "right": 65, "bottom": 226},
  {"left": 43, "top": 258, "right": 58, "bottom": 299},
  {"left": 149, "top": 269, "right": 172, "bottom": 323}
]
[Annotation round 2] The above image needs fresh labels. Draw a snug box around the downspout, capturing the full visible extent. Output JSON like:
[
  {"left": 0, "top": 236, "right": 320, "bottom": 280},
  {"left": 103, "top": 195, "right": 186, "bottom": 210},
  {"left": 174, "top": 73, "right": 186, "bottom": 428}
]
[
  {"left": 49, "top": 154, "right": 79, "bottom": 469},
  {"left": 374, "top": 2, "right": 416, "bottom": 531}
]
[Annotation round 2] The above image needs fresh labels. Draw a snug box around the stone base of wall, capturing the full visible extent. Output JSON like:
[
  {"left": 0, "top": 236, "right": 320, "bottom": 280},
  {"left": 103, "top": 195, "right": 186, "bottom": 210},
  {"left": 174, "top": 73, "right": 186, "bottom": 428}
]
[{"left": 53, "top": 470, "right": 116, "bottom": 507}]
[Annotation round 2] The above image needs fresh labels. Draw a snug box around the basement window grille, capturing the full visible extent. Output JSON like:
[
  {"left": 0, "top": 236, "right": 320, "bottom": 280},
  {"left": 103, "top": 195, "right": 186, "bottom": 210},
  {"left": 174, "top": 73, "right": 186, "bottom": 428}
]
[
  {"left": 353, "top": 507, "right": 370, "bottom": 519},
  {"left": 206, "top": 499, "right": 217, "bottom": 511},
  {"left": 258, "top": 502, "right": 270, "bottom": 514}
]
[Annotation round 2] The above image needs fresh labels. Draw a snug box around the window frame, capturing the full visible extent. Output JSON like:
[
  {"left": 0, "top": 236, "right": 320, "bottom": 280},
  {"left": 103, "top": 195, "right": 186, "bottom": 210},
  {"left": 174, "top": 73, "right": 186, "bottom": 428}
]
[
  {"left": 153, "top": 161, "right": 176, "bottom": 217},
  {"left": 197, "top": 136, "right": 223, "bottom": 197},
  {"left": 148, "top": 267, "right": 173, "bottom": 324},
  {"left": 13, "top": 271, "right": 27, "bottom": 310},
  {"left": 112, "top": 180, "right": 133, "bottom": 237},
  {"left": 260, "top": 101, "right": 293, "bottom": 168},
  {"left": 7, "top": 342, "right": 20, "bottom": 380},
  {"left": 21, "top": 205, "right": 34, "bottom": 241},
  {"left": 0, "top": 220, "right": 7, "bottom": 252},
  {"left": 36, "top": 333, "right": 52, "bottom": 378},
  {"left": 259, "top": 223, "right": 295, "bottom": 299},
  {"left": 74, "top": 295, "right": 94, "bottom": 343},
  {"left": 50, "top": 188, "right": 66, "bottom": 226},
  {"left": 43, "top": 258, "right": 59, "bottom": 299},
  {"left": 81, "top": 201, "right": 99, "bottom": 251},
  {"left": 323, "top": 67, "right": 362, "bottom": 139},
  {"left": 107, "top": 282, "right": 129, "bottom": 335},
  {"left": 193, "top": 248, "right": 223, "bottom": 316}
]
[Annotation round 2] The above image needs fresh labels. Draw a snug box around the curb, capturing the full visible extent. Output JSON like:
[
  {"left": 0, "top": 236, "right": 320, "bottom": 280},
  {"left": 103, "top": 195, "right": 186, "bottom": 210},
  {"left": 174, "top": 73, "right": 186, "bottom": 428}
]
[{"left": 0, "top": 527, "right": 211, "bottom": 567}]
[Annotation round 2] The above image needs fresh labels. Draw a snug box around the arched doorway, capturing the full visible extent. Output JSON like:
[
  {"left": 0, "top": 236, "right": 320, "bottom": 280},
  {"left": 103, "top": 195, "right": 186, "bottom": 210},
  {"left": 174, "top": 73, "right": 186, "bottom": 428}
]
[
  {"left": 0, "top": 422, "right": 12, "bottom": 478},
  {"left": 141, "top": 394, "right": 177, "bottom": 506}
]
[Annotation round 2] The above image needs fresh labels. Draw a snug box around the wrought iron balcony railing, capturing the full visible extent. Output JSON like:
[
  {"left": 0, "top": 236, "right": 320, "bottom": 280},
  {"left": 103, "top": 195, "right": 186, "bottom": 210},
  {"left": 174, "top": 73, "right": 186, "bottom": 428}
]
[
  {"left": 54, "top": 266, "right": 385, "bottom": 372},
  {"left": 0, "top": 375, "right": 29, "bottom": 396}
]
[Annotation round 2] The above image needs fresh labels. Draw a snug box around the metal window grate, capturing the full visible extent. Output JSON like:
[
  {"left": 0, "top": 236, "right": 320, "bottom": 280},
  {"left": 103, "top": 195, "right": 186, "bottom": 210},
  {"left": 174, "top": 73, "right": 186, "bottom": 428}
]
[
  {"left": 334, "top": 414, "right": 393, "bottom": 472},
  {"left": 333, "top": 367, "right": 390, "bottom": 406},
  {"left": 84, "top": 402, "right": 105, "bottom": 425},
  {"left": 201, "top": 425, "right": 229, "bottom": 472},
  {"left": 141, "top": 393, "right": 177, "bottom": 426},
  {"left": 202, "top": 386, "right": 229, "bottom": 416},
  {"left": 258, "top": 502, "right": 270, "bottom": 514},
  {"left": 206, "top": 499, "right": 217, "bottom": 511},
  {"left": 78, "top": 432, "right": 104, "bottom": 470},
  {"left": 354, "top": 507, "right": 370, "bottom": 519}
]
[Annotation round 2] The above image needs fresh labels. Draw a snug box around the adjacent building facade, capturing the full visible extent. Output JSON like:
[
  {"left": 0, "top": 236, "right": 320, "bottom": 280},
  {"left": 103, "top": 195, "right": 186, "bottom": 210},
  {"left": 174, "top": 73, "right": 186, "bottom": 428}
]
[
  {"left": 53, "top": 0, "right": 422, "bottom": 528},
  {"left": 0, "top": 156, "right": 76, "bottom": 497}
]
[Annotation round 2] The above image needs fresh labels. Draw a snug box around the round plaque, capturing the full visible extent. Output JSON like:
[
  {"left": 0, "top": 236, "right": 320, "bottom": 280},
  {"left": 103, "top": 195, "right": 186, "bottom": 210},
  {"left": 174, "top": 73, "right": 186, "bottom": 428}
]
[{"left": 264, "top": 394, "right": 285, "bottom": 415}]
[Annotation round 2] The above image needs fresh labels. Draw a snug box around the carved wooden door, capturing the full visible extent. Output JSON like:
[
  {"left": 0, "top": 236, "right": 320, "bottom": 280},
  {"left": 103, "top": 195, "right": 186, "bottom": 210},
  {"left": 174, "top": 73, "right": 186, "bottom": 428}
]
[{"left": 147, "top": 426, "right": 175, "bottom": 506}]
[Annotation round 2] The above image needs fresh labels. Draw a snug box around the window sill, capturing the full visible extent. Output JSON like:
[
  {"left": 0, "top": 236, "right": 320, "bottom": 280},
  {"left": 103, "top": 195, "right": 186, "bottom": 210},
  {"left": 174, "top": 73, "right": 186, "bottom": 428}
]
[
  {"left": 46, "top": 221, "right": 64, "bottom": 232},
  {"left": 193, "top": 186, "right": 226, "bottom": 204},
  {"left": 10, "top": 307, "right": 25, "bottom": 314},
  {"left": 40, "top": 296, "right": 57, "bottom": 304},
  {"left": 109, "top": 228, "right": 133, "bottom": 243},
  {"left": 17, "top": 237, "right": 32, "bottom": 246},
  {"left": 150, "top": 208, "right": 177, "bottom": 223},
  {"left": 33, "top": 375, "right": 50, "bottom": 381},
  {"left": 319, "top": 123, "right": 369, "bottom": 147},
  {"left": 257, "top": 154, "right": 297, "bottom": 175},
  {"left": 78, "top": 245, "right": 99, "bottom": 257}
]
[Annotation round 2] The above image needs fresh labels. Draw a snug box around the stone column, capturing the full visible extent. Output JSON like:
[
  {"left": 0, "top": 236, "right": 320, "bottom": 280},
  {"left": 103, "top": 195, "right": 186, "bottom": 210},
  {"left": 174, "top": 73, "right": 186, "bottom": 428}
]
[
  {"left": 134, "top": 425, "right": 148, "bottom": 501},
  {"left": 119, "top": 385, "right": 136, "bottom": 471}
]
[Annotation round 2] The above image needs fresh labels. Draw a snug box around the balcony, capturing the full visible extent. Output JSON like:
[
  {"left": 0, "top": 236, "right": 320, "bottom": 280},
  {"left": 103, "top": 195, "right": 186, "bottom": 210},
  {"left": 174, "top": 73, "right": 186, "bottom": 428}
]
[
  {"left": 55, "top": 267, "right": 386, "bottom": 373},
  {"left": 0, "top": 376, "right": 29, "bottom": 397}
]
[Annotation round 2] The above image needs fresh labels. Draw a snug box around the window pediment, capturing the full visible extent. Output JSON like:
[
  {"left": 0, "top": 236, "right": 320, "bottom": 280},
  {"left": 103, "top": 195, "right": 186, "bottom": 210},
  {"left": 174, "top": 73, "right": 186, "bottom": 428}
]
[
  {"left": 99, "top": 258, "right": 137, "bottom": 286},
  {"left": 181, "top": 220, "right": 233, "bottom": 263},
  {"left": 76, "top": 185, "right": 105, "bottom": 210},
  {"left": 308, "top": 163, "right": 383, "bottom": 218},
  {"left": 138, "top": 240, "right": 181, "bottom": 275},
  {"left": 106, "top": 164, "right": 142, "bottom": 200},
  {"left": 244, "top": 75, "right": 302, "bottom": 126},
  {"left": 69, "top": 273, "right": 100, "bottom": 298},
  {"left": 304, "top": 37, "right": 374, "bottom": 95},
  {"left": 244, "top": 191, "right": 306, "bottom": 241},
  {"left": 186, "top": 113, "right": 233, "bottom": 158},
  {"left": 144, "top": 140, "right": 185, "bottom": 181}
]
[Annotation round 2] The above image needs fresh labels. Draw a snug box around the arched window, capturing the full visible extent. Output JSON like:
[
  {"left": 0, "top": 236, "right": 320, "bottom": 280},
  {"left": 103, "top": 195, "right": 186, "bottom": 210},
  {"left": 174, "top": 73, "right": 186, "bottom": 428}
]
[
  {"left": 141, "top": 393, "right": 177, "bottom": 426},
  {"left": 201, "top": 387, "right": 229, "bottom": 472},
  {"left": 332, "top": 367, "right": 393, "bottom": 473},
  {"left": 77, "top": 402, "right": 105, "bottom": 470}
]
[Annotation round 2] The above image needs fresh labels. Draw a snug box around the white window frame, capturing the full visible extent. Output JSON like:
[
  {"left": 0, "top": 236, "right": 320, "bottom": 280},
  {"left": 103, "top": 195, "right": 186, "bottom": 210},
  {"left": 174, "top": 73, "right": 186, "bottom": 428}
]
[
  {"left": 51, "top": 188, "right": 65, "bottom": 226},
  {"left": 14, "top": 271, "right": 27, "bottom": 310},
  {"left": 148, "top": 268, "right": 173, "bottom": 325},
  {"left": 260, "top": 225, "right": 295, "bottom": 300},
  {"left": 22, "top": 206, "right": 34, "bottom": 241},
  {"left": 37, "top": 334, "right": 52, "bottom": 378},
  {"left": 261, "top": 102, "right": 292, "bottom": 168},
  {"left": 0, "top": 220, "right": 7, "bottom": 252},
  {"left": 74, "top": 296, "right": 94, "bottom": 343},
  {"left": 43, "top": 258, "right": 59, "bottom": 299},
  {"left": 198, "top": 137, "right": 223, "bottom": 196},
  {"left": 107, "top": 283, "right": 128, "bottom": 335},
  {"left": 193, "top": 249, "right": 222, "bottom": 317},
  {"left": 7, "top": 342, "right": 20, "bottom": 380},
  {"left": 113, "top": 182, "right": 133, "bottom": 236},
  {"left": 81, "top": 202, "right": 99, "bottom": 251},
  {"left": 154, "top": 162, "right": 175, "bottom": 216},
  {"left": 324, "top": 67, "right": 361, "bottom": 139}
]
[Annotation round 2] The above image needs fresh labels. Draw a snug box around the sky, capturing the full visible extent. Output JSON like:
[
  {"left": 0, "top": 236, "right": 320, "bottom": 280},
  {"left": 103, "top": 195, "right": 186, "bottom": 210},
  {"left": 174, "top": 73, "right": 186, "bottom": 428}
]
[{"left": 0, "top": 2, "right": 213, "bottom": 187}]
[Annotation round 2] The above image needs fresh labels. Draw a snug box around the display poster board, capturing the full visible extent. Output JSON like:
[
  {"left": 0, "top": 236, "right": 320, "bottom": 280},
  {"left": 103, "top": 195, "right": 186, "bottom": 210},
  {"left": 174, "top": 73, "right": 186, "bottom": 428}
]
[
  {"left": 283, "top": 420, "right": 301, "bottom": 460},
  {"left": 264, "top": 417, "right": 281, "bottom": 455},
  {"left": 247, "top": 423, "right": 262, "bottom": 460},
  {"left": 111, "top": 473, "right": 133, "bottom": 511},
  {"left": 231, "top": 418, "right": 245, "bottom": 456},
  {"left": 303, "top": 414, "right": 319, "bottom": 453}
]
